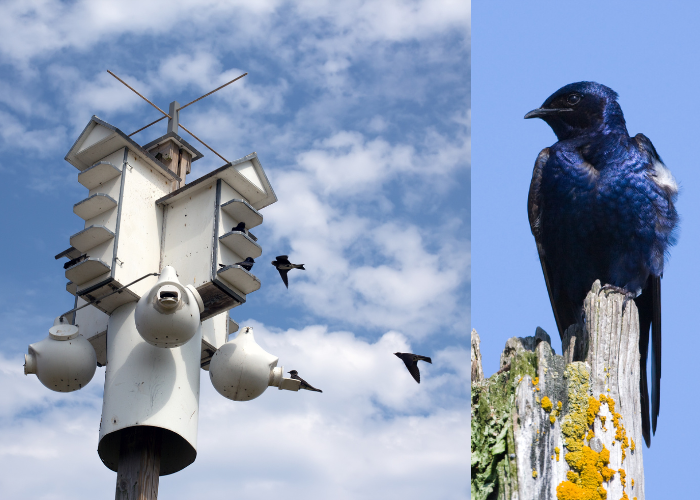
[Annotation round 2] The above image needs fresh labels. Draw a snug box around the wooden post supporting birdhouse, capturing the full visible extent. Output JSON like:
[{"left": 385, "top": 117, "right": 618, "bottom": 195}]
[{"left": 471, "top": 280, "right": 645, "bottom": 500}]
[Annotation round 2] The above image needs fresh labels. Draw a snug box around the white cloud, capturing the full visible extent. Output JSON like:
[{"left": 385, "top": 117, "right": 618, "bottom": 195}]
[{"left": 0, "top": 323, "right": 468, "bottom": 499}]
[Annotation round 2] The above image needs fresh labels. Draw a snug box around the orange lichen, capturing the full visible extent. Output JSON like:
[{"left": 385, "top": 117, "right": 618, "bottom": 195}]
[
  {"left": 587, "top": 396, "right": 601, "bottom": 426},
  {"left": 550, "top": 415, "right": 556, "bottom": 425},
  {"left": 631, "top": 479, "right": 634, "bottom": 487},
  {"left": 533, "top": 470, "right": 538, "bottom": 478},
  {"left": 630, "top": 440, "right": 635, "bottom": 452},
  {"left": 532, "top": 377, "right": 539, "bottom": 386},
  {"left": 619, "top": 468, "right": 626, "bottom": 488},
  {"left": 555, "top": 447, "right": 561, "bottom": 461}
]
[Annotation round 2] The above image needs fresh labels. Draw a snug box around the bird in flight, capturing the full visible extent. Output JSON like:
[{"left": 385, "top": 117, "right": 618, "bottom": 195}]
[
  {"left": 288, "top": 370, "right": 322, "bottom": 393},
  {"left": 525, "top": 81, "right": 678, "bottom": 447},
  {"left": 234, "top": 257, "right": 255, "bottom": 271},
  {"left": 394, "top": 352, "right": 432, "bottom": 383},
  {"left": 271, "top": 255, "right": 305, "bottom": 288}
]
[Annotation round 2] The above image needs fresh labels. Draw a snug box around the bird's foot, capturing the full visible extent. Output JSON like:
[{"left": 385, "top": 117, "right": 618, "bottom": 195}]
[{"left": 600, "top": 284, "right": 637, "bottom": 313}]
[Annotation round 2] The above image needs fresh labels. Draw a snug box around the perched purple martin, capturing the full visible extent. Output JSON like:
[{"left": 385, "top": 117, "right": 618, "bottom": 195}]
[
  {"left": 234, "top": 257, "right": 255, "bottom": 271},
  {"left": 232, "top": 221, "right": 246, "bottom": 233},
  {"left": 271, "top": 255, "right": 305, "bottom": 288},
  {"left": 63, "top": 254, "right": 87, "bottom": 269},
  {"left": 288, "top": 370, "right": 322, "bottom": 393},
  {"left": 525, "top": 82, "right": 678, "bottom": 447},
  {"left": 394, "top": 352, "right": 432, "bottom": 383}
]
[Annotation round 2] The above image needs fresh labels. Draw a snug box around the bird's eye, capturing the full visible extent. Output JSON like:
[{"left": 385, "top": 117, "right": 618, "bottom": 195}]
[{"left": 567, "top": 94, "right": 581, "bottom": 105}]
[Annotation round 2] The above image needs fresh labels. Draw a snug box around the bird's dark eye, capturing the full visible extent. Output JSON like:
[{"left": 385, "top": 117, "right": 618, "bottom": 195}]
[{"left": 567, "top": 94, "right": 581, "bottom": 105}]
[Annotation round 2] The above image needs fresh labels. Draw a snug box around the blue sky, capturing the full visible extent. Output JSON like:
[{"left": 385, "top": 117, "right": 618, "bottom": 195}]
[
  {"left": 473, "top": 2, "right": 699, "bottom": 498},
  {"left": 0, "top": 1, "right": 470, "bottom": 498}
]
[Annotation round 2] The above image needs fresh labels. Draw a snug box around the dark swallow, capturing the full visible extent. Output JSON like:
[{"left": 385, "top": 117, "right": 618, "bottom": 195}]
[
  {"left": 526, "top": 82, "right": 678, "bottom": 446},
  {"left": 63, "top": 254, "right": 87, "bottom": 269},
  {"left": 288, "top": 370, "right": 322, "bottom": 393},
  {"left": 271, "top": 255, "right": 305, "bottom": 288},
  {"left": 234, "top": 257, "right": 255, "bottom": 271},
  {"left": 394, "top": 352, "right": 432, "bottom": 383},
  {"left": 232, "top": 222, "right": 246, "bottom": 233}
]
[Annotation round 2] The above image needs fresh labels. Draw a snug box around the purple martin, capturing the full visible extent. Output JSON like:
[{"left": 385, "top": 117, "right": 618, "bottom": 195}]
[
  {"left": 288, "top": 370, "right": 322, "bottom": 393},
  {"left": 525, "top": 82, "right": 678, "bottom": 446},
  {"left": 234, "top": 257, "right": 255, "bottom": 271},
  {"left": 271, "top": 255, "right": 305, "bottom": 288},
  {"left": 63, "top": 254, "right": 87, "bottom": 269},
  {"left": 394, "top": 352, "right": 432, "bottom": 383}
]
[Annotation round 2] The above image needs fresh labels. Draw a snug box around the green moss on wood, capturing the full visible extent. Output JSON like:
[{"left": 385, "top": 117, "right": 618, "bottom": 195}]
[{"left": 471, "top": 349, "right": 538, "bottom": 500}]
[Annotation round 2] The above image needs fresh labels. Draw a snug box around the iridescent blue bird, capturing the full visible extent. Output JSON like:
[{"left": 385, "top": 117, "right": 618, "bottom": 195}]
[{"left": 525, "top": 82, "right": 678, "bottom": 447}]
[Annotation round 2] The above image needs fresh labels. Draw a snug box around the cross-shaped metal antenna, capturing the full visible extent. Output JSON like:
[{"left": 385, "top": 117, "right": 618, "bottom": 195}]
[{"left": 107, "top": 70, "right": 247, "bottom": 164}]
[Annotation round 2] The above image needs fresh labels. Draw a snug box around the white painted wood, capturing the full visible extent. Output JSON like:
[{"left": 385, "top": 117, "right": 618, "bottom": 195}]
[
  {"left": 75, "top": 296, "right": 109, "bottom": 341},
  {"left": 218, "top": 231, "right": 262, "bottom": 258},
  {"left": 70, "top": 225, "right": 115, "bottom": 253},
  {"left": 65, "top": 258, "right": 110, "bottom": 285},
  {"left": 160, "top": 179, "right": 217, "bottom": 289},
  {"left": 217, "top": 266, "right": 260, "bottom": 294},
  {"left": 74, "top": 194, "right": 118, "bottom": 220},
  {"left": 78, "top": 161, "right": 122, "bottom": 190},
  {"left": 112, "top": 150, "right": 170, "bottom": 299},
  {"left": 220, "top": 199, "right": 263, "bottom": 229}
]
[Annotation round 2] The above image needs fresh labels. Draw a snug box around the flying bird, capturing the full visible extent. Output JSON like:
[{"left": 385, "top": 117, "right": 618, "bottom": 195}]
[
  {"left": 525, "top": 81, "right": 678, "bottom": 447},
  {"left": 288, "top": 370, "right": 322, "bottom": 393},
  {"left": 232, "top": 222, "right": 246, "bottom": 233},
  {"left": 394, "top": 352, "right": 432, "bottom": 383},
  {"left": 234, "top": 257, "right": 255, "bottom": 271},
  {"left": 271, "top": 255, "right": 305, "bottom": 288}
]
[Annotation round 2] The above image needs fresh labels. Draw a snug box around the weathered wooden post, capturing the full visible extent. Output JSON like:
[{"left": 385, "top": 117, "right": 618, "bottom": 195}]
[{"left": 471, "top": 280, "right": 645, "bottom": 500}]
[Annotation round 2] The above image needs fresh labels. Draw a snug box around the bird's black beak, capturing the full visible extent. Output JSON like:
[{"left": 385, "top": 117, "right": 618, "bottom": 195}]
[{"left": 524, "top": 107, "right": 572, "bottom": 119}]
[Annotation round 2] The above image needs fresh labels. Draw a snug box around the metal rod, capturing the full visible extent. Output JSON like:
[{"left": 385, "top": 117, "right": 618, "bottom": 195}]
[
  {"left": 178, "top": 73, "right": 247, "bottom": 111},
  {"left": 107, "top": 70, "right": 171, "bottom": 119},
  {"left": 61, "top": 272, "right": 160, "bottom": 320},
  {"left": 128, "top": 116, "right": 167, "bottom": 137},
  {"left": 178, "top": 122, "right": 229, "bottom": 163}
]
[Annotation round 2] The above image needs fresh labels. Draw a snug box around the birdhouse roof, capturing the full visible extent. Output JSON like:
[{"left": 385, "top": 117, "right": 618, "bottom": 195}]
[
  {"left": 156, "top": 152, "right": 277, "bottom": 210},
  {"left": 64, "top": 116, "right": 181, "bottom": 182}
]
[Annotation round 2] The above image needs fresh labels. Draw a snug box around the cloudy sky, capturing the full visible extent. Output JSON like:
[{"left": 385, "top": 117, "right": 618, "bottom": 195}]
[
  {"left": 473, "top": 2, "right": 700, "bottom": 497},
  {"left": 0, "top": 1, "right": 470, "bottom": 499}
]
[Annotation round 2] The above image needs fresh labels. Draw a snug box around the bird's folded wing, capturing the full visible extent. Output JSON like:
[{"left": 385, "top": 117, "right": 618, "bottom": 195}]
[{"left": 528, "top": 148, "right": 567, "bottom": 338}]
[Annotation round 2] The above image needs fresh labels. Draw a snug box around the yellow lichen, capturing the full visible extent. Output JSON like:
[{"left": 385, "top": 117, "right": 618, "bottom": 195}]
[
  {"left": 630, "top": 440, "right": 635, "bottom": 452},
  {"left": 555, "top": 447, "right": 560, "bottom": 461},
  {"left": 586, "top": 429, "right": 595, "bottom": 441},
  {"left": 631, "top": 478, "right": 634, "bottom": 487},
  {"left": 533, "top": 470, "right": 538, "bottom": 478},
  {"left": 550, "top": 415, "right": 556, "bottom": 425},
  {"left": 541, "top": 396, "right": 553, "bottom": 413},
  {"left": 619, "top": 468, "right": 626, "bottom": 488},
  {"left": 532, "top": 377, "right": 539, "bottom": 386},
  {"left": 537, "top": 387, "right": 541, "bottom": 392}
]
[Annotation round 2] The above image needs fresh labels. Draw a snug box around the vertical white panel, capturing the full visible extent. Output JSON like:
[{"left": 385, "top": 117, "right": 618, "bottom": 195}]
[
  {"left": 161, "top": 181, "right": 217, "bottom": 288},
  {"left": 113, "top": 151, "right": 170, "bottom": 298}
]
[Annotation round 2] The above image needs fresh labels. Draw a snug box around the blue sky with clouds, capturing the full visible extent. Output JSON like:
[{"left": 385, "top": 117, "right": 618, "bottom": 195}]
[
  {"left": 0, "top": 1, "right": 470, "bottom": 498},
  {"left": 473, "top": 2, "right": 700, "bottom": 498}
]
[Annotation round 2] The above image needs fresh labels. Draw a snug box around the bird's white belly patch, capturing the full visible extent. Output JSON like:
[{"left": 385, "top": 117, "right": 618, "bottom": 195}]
[{"left": 651, "top": 159, "right": 678, "bottom": 193}]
